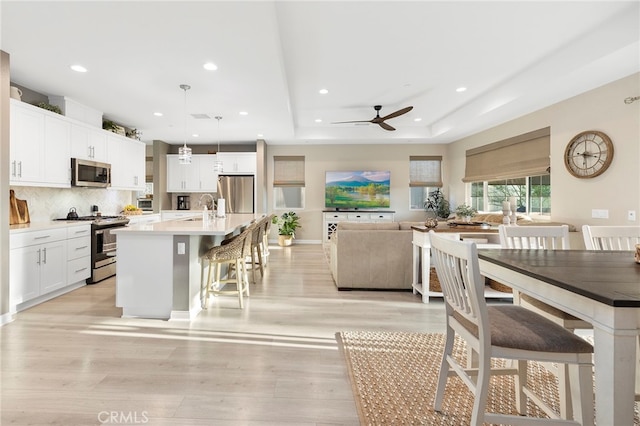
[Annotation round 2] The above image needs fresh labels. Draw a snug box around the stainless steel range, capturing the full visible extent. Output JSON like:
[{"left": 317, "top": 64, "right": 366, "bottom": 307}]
[{"left": 56, "top": 215, "right": 130, "bottom": 284}]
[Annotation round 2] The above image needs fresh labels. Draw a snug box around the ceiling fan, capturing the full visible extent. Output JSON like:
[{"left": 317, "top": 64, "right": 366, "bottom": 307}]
[{"left": 333, "top": 105, "right": 413, "bottom": 131}]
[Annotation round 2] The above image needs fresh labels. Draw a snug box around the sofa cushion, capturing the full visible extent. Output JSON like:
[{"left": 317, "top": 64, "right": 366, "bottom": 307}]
[{"left": 337, "top": 222, "right": 400, "bottom": 231}]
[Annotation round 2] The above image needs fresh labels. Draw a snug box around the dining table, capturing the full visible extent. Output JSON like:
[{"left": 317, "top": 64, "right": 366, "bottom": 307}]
[{"left": 478, "top": 249, "right": 640, "bottom": 425}]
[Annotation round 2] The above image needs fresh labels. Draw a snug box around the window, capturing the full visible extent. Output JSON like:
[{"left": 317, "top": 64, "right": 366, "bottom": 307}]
[
  {"left": 464, "top": 127, "right": 551, "bottom": 216},
  {"left": 409, "top": 156, "right": 442, "bottom": 210},
  {"left": 273, "top": 156, "right": 305, "bottom": 209},
  {"left": 470, "top": 175, "right": 551, "bottom": 215}
]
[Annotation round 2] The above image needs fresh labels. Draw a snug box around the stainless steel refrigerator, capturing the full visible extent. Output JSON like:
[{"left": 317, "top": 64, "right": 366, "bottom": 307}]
[{"left": 217, "top": 175, "right": 255, "bottom": 214}]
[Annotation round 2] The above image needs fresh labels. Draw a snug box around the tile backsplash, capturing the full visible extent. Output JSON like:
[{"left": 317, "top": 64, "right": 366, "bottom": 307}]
[{"left": 10, "top": 186, "right": 135, "bottom": 222}]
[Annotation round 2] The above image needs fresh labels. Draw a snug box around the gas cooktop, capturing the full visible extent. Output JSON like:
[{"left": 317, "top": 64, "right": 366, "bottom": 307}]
[{"left": 55, "top": 215, "right": 130, "bottom": 225}]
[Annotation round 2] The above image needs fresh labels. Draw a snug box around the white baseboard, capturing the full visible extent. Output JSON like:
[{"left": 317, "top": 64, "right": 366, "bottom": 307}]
[
  {"left": 268, "top": 239, "right": 322, "bottom": 245},
  {"left": 0, "top": 312, "right": 15, "bottom": 327}
]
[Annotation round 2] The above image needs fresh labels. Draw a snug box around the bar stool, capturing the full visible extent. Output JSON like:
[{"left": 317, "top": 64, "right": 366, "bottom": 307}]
[
  {"left": 262, "top": 214, "right": 276, "bottom": 266},
  {"left": 201, "top": 222, "right": 255, "bottom": 309}
]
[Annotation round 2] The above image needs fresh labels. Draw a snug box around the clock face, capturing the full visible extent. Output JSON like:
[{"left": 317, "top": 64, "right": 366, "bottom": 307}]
[{"left": 564, "top": 131, "right": 614, "bottom": 179}]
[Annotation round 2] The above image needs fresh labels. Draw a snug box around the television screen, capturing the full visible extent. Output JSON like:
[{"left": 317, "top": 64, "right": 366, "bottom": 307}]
[{"left": 325, "top": 171, "right": 391, "bottom": 209}]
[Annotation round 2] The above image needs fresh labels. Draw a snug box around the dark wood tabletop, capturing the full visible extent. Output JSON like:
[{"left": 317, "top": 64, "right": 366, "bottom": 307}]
[{"left": 478, "top": 249, "right": 640, "bottom": 307}]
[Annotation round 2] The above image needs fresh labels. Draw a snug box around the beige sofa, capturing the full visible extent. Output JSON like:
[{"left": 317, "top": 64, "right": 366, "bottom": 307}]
[{"left": 329, "top": 221, "right": 419, "bottom": 290}]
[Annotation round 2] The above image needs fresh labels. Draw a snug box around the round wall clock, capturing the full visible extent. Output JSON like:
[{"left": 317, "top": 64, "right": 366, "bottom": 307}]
[{"left": 564, "top": 130, "right": 614, "bottom": 179}]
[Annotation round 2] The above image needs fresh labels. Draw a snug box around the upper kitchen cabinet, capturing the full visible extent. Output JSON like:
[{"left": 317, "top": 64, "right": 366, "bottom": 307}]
[
  {"left": 10, "top": 99, "right": 71, "bottom": 188},
  {"left": 217, "top": 152, "right": 256, "bottom": 174},
  {"left": 166, "top": 154, "right": 218, "bottom": 192},
  {"left": 70, "top": 122, "right": 107, "bottom": 162},
  {"left": 107, "top": 134, "right": 145, "bottom": 191}
]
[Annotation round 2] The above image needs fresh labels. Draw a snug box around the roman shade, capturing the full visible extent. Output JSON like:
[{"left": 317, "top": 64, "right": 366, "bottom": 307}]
[
  {"left": 409, "top": 156, "right": 443, "bottom": 187},
  {"left": 273, "top": 156, "right": 305, "bottom": 187},
  {"left": 463, "top": 127, "right": 550, "bottom": 182}
]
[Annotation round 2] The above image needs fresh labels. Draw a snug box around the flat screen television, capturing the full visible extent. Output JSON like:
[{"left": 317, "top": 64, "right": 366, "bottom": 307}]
[{"left": 325, "top": 170, "right": 390, "bottom": 209}]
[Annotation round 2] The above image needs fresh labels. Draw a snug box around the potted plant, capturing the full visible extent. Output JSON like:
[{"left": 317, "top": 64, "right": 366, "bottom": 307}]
[
  {"left": 272, "top": 211, "right": 301, "bottom": 246},
  {"left": 455, "top": 204, "right": 477, "bottom": 222},
  {"left": 423, "top": 189, "right": 451, "bottom": 220}
]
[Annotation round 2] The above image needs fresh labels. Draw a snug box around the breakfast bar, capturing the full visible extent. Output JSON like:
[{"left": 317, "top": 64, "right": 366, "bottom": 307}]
[{"left": 112, "top": 213, "right": 259, "bottom": 320}]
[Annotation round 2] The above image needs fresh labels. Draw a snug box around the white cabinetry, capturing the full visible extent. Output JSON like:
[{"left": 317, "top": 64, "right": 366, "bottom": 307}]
[
  {"left": 70, "top": 122, "right": 107, "bottom": 162},
  {"left": 10, "top": 100, "right": 71, "bottom": 187},
  {"left": 166, "top": 154, "right": 218, "bottom": 192},
  {"left": 66, "top": 225, "right": 91, "bottom": 284},
  {"left": 107, "top": 134, "right": 145, "bottom": 190},
  {"left": 323, "top": 211, "right": 395, "bottom": 242},
  {"left": 10, "top": 228, "right": 68, "bottom": 308},
  {"left": 217, "top": 152, "right": 256, "bottom": 174}
]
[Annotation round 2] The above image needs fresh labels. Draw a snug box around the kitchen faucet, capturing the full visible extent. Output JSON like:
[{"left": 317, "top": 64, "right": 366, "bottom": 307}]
[{"left": 199, "top": 193, "right": 214, "bottom": 211}]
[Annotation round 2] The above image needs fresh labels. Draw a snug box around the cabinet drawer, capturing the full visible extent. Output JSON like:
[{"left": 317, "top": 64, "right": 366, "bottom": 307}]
[
  {"left": 372, "top": 213, "right": 394, "bottom": 221},
  {"left": 67, "top": 225, "right": 91, "bottom": 238},
  {"left": 10, "top": 228, "right": 67, "bottom": 249},
  {"left": 325, "top": 213, "right": 349, "bottom": 221},
  {"left": 68, "top": 256, "right": 91, "bottom": 283},
  {"left": 67, "top": 236, "right": 91, "bottom": 260},
  {"left": 347, "top": 213, "right": 370, "bottom": 220}
]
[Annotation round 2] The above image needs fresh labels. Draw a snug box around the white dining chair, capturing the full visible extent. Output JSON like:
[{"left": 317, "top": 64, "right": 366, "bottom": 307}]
[
  {"left": 498, "top": 224, "right": 592, "bottom": 419},
  {"left": 430, "top": 231, "right": 594, "bottom": 425},
  {"left": 582, "top": 224, "right": 640, "bottom": 401},
  {"left": 582, "top": 225, "right": 640, "bottom": 250}
]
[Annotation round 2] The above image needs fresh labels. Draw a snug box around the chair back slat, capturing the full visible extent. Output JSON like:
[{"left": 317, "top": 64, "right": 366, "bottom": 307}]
[
  {"left": 498, "top": 225, "right": 570, "bottom": 250},
  {"left": 582, "top": 225, "right": 640, "bottom": 250},
  {"left": 430, "top": 231, "right": 488, "bottom": 330}
]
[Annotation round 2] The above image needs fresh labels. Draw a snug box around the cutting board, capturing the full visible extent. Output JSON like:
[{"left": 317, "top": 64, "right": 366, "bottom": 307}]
[{"left": 9, "top": 190, "right": 30, "bottom": 225}]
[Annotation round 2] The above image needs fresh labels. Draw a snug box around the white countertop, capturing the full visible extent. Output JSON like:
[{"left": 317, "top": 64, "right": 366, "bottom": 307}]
[
  {"left": 112, "top": 213, "right": 261, "bottom": 236},
  {"left": 10, "top": 220, "right": 91, "bottom": 234}
]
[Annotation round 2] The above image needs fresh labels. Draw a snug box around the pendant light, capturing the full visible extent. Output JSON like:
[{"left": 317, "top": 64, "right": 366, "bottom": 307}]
[
  {"left": 178, "top": 84, "right": 192, "bottom": 164},
  {"left": 213, "top": 116, "right": 224, "bottom": 172}
]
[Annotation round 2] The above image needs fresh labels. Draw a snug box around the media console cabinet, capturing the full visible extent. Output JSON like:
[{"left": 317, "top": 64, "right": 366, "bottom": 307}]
[{"left": 322, "top": 210, "right": 395, "bottom": 242}]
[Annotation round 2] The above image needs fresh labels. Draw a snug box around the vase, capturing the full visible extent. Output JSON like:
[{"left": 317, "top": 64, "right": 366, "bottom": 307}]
[
  {"left": 278, "top": 235, "right": 293, "bottom": 247},
  {"left": 425, "top": 217, "right": 438, "bottom": 228}
]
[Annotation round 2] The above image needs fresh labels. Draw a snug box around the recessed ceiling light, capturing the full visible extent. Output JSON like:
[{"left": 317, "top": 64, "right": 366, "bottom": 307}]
[
  {"left": 203, "top": 62, "right": 218, "bottom": 71},
  {"left": 70, "top": 64, "right": 87, "bottom": 73},
  {"left": 414, "top": 118, "right": 422, "bottom": 122},
  {"left": 257, "top": 134, "right": 264, "bottom": 138},
  {"left": 239, "top": 111, "right": 248, "bottom": 116},
  {"left": 192, "top": 134, "right": 199, "bottom": 137},
  {"left": 456, "top": 87, "right": 467, "bottom": 92},
  {"left": 153, "top": 112, "right": 163, "bottom": 117},
  {"left": 315, "top": 119, "right": 322, "bottom": 123},
  {"left": 318, "top": 88, "right": 329, "bottom": 95}
]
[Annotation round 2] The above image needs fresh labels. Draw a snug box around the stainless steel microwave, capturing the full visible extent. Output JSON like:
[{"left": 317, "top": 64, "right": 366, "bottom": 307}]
[{"left": 71, "top": 158, "right": 111, "bottom": 188}]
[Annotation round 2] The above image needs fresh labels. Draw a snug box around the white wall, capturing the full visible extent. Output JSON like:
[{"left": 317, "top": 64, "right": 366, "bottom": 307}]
[
  {"left": 446, "top": 73, "right": 640, "bottom": 229},
  {"left": 266, "top": 143, "right": 448, "bottom": 242}
]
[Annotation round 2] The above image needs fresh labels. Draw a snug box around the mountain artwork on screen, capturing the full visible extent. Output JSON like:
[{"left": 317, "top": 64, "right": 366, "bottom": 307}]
[{"left": 325, "top": 171, "right": 390, "bottom": 209}]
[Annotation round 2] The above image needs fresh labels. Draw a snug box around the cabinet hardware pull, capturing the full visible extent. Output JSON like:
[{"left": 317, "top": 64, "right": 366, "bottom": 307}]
[
  {"left": 18, "top": 161, "right": 22, "bottom": 177},
  {"left": 34, "top": 235, "right": 51, "bottom": 240},
  {"left": 42, "top": 248, "right": 47, "bottom": 263},
  {"left": 76, "top": 246, "right": 88, "bottom": 250},
  {"left": 75, "top": 267, "right": 88, "bottom": 273},
  {"left": 37, "top": 249, "right": 41, "bottom": 265}
]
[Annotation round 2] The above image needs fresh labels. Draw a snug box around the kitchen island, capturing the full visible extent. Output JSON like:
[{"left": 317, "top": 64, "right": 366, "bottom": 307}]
[{"left": 112, "top": 213, "right": 260, "bottom": 320}]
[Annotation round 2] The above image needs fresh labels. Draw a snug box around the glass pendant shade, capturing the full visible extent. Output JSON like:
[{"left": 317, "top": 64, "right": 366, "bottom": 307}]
[{"left": 178, "top": 144, "right": 192, "bottom": 164}]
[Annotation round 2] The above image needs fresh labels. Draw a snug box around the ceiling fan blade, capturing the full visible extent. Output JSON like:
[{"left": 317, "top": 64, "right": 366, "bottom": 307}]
[
  {"left": 379, "top": 122, "right": 396, "bottom": 131},
  {"left": 332, "top": 119, "right": 374, "bottom": 124},
  {"left": 380, "top": 106, "right": 413, "bottom": 121}
]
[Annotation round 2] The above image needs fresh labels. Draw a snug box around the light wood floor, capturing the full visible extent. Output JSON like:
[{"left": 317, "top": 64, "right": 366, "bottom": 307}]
[{"left": 1, "top": 244, "right": 451, "bottom": 425}]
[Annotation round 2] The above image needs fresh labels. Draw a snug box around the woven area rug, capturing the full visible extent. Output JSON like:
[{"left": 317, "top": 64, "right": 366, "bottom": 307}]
[{"left": 336, "top": 331, "right": 639, "bottom": 425}]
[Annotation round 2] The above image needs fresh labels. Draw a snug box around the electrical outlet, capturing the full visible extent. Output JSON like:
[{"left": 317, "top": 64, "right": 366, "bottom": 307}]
[
  {"left": 591, "top": 209, "right": 609, "bottom": 219},
  {"left": 177, "top": 242, "right": 186, "bottom": 255},
  {"left": 628, "top": 210, "right": 637, "bottom": 221}
]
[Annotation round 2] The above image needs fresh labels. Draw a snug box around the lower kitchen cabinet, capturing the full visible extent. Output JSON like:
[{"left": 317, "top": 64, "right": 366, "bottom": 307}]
[
  {"left": 66, "top": 225, "right": 92, "bottom": 283},
  {"left": 9, "top": 224, "right": 91, "bottom": 312},
  {"left": 10, "top": 228, "right": 67, "bottom": 307}
]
